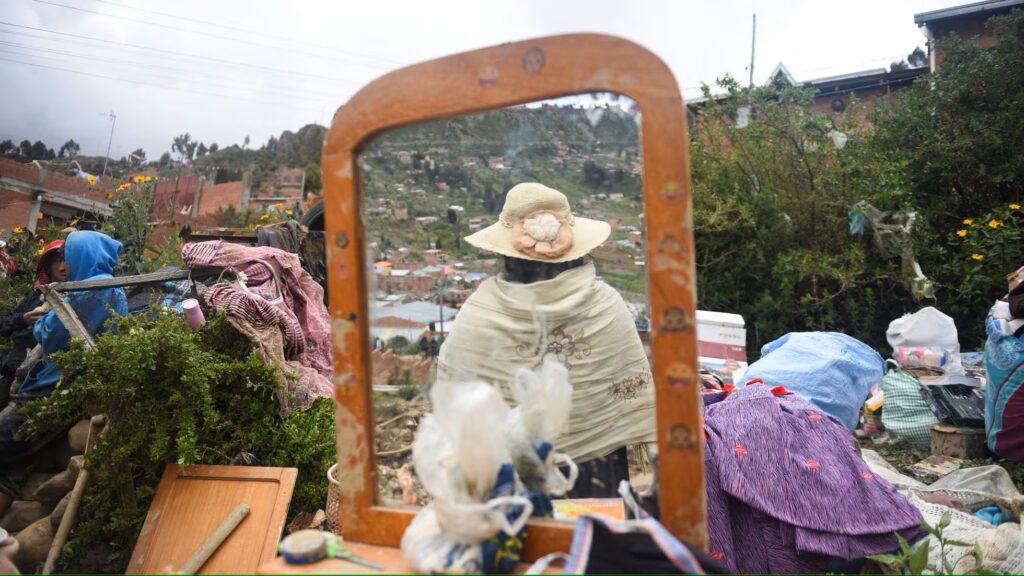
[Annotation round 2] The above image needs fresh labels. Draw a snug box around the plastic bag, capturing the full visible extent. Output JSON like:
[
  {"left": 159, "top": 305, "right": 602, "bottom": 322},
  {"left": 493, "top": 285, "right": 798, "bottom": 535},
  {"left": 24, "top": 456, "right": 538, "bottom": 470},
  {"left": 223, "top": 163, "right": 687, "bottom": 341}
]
[
  {"left": 506, "top": 357, "right": 578, "bottom": 517},
  {"left": 401, "top": 380, "right": 533, "bottom": 574},
  {"left": 886, "top": 307, "right": 963, "bottom": 375},
  {"left": 879, "top": 359, "right": 937, "bottom": 447},
  {"left": 741, "top": 332, "right": 885, "bottom": 430}
]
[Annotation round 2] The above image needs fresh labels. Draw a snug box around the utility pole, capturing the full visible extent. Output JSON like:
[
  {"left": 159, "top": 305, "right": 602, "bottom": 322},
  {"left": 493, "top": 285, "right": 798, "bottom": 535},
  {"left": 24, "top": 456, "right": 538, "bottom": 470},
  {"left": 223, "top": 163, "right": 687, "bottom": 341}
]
[
  {"left": 749, "top": 14, "right": 757, "bottom": 87},
  {"left": 100, "top": 110, "right": 116, "bottom": 179}
]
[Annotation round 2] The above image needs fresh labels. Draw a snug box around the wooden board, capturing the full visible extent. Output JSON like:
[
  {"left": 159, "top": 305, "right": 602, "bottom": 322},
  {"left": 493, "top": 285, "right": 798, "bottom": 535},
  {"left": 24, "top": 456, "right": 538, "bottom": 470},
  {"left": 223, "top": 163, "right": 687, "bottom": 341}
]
[{"left": 128, "top": 464, "right": 297, "bottom": 574}]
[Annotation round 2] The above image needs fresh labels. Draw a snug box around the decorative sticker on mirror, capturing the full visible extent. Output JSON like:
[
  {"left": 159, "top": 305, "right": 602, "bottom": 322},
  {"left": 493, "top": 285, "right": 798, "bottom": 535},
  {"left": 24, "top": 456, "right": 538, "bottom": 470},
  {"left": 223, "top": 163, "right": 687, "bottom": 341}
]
[
  {"left": 667, "top": 424, "right": 698, "bottom": 451},
  {"left": 666, "top": 362, "right": 695, "bottom": 389},
  {"left": 478, "top": 65, "right": 500, "bottom": 88},
  {"left": 522, "top": 47, "right": 546, "bottom": 74},
  {"left": 661, "top": 306, "right": 694, "bottom": 333}
]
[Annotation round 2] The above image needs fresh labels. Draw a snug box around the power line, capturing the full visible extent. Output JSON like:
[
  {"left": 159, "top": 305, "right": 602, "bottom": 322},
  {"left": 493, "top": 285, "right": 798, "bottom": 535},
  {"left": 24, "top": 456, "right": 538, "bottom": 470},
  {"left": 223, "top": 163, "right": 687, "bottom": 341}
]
[
  {"left": 32, "top": 0, "right": 397, "bottom": 70},
  {"left": 0, "top": 21, "right": 363, "bottom": 86},
  {"left": 0, "top": 55, "right": 325, "bottom": 112},
  {"left": 0, "top": 41, "right": 344, "bottom": 102},
  {"left": 86, "top": 0, "right": 401, "bottom": 65}
]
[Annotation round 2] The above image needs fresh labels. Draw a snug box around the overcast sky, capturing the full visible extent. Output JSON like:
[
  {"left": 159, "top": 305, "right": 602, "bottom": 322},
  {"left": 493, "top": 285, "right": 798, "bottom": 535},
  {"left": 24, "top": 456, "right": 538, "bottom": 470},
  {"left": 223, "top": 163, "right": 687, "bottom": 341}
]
[{"left": 0, "top": 0, "right": 962, "bottom": 162}]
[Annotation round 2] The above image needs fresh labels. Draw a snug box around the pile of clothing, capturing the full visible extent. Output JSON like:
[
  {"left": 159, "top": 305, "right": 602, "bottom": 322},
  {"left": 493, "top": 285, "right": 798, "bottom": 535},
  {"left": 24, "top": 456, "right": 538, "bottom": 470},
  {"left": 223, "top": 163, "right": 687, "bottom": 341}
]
[
  {"left": 703, "top": 382, "right": 924, "bottom": 573},
  {"left": 182, "top": 240, "right": 332, "bottom": 415}
]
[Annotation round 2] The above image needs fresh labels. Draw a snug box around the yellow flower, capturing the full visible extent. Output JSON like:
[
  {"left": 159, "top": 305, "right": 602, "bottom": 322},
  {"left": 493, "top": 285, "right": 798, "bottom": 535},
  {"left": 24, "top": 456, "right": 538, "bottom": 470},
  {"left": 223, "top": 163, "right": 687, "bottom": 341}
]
[
  {"left": 37, "top": 247, "right": 44, "bottom": 255},
  {"left": 13, "top": 226, "right": 23, "bottom": 233},
  {"left": 963, "top": 218, "right": 974, "bottom": 225},
  {"left": 989, "top": 219, "right": 1003, "bottom": 228},
  {"left": 259, "top": 213, "right": 269, "bottom": 221},
  {"left": 1011, "top": 203, "right": 1021, "bottom": 210},
  {"left": 37, "top": 211, "right": 43, "bottom": 219},
  {"left": 105, "top": 192, "right": 113, "bottom": 200},
  {"left": 86, "top": 174, "right": 96, "bottom": 185},
  {"left": 972, "top": 253, "right": 985, "bottom": 260},
  {"left": 284, "top": 208, "right": 293, "bottom": 215},
  {"left": 956, "top": 229, "right": 968, "bottom": 237}
]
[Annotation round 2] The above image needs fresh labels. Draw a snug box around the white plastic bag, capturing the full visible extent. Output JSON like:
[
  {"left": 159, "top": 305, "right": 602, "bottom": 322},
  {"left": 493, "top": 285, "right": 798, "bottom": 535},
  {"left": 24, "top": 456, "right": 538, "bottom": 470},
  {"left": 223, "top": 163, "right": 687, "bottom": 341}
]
[
  {"left": 506, "top": 357, "right": 578, "bottom": 508},
  {"left": 886, "top": 307, "right": 964, "bottom": 375},
  {"left": 401, "top": 380, "right": 533, "bottom": 574}
]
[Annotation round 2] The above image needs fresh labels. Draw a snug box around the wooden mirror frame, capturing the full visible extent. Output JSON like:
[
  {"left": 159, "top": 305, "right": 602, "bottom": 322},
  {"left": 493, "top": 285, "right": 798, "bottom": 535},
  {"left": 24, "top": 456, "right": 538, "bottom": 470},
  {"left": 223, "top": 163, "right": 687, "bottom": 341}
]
[{"left": 323, "top": 33, "right": 706, "bottom": 559}]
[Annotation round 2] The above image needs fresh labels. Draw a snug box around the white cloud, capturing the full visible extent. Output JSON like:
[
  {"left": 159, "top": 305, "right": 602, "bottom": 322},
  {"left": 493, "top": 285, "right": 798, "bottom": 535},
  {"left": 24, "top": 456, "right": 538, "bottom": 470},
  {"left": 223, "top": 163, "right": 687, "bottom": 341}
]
[{"left": 0, "top": 0, "right": 958, "bottom": 161}]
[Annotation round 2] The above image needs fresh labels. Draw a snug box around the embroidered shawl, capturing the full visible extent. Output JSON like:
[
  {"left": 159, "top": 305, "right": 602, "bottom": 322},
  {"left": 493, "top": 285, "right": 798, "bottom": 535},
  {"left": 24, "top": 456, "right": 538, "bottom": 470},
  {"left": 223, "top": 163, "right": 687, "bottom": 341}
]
[{"left": 437, "top": 263, "right": 655, "bottom": 462}]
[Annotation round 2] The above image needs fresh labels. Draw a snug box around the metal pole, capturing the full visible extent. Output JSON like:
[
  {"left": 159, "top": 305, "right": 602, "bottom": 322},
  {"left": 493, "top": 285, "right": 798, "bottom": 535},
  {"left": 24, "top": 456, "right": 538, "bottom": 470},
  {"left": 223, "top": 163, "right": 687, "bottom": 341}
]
[
  {"left": 101, "top": 111, "right": 116, "bottom": 179},
  {"left": 749, "top": 14, "right": 757, "bottom": 87}
]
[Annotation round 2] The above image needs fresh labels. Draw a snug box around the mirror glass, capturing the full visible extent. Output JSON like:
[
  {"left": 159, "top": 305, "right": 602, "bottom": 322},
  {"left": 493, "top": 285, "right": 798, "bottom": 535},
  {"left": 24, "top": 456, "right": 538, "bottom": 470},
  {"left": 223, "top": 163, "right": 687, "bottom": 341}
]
[{"left": 359, "top": 94, "right": 654, "bottom": 519}]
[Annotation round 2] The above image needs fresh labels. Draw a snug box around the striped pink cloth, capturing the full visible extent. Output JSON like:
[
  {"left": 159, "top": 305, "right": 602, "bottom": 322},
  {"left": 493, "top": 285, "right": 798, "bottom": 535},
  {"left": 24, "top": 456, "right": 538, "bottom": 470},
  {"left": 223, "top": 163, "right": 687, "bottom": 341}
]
[{"left": 183, "top": 241, "right": 333, "bottom": 414}]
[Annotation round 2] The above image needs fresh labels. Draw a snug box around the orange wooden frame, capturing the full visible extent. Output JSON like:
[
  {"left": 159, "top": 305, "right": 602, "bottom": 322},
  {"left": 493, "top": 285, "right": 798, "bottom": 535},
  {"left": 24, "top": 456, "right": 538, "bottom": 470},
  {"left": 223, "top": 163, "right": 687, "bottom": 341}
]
[{"left": 323, "top": 33, "right": 706, "bottom": 559}]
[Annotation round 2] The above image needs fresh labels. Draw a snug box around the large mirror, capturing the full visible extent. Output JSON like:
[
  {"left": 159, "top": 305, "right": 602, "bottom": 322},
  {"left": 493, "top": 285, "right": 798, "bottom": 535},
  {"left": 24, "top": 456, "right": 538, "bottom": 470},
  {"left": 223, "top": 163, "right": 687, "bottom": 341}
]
[{"left": 360, "top": 94, "right": 656, "bottom": 519}]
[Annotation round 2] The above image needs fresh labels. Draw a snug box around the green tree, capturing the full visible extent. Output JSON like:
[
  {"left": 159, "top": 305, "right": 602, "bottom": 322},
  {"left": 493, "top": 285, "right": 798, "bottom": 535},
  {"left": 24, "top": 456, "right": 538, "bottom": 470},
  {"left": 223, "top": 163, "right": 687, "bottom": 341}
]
[
  {"left": 172, "top": 133, "right": 198, "bottom": 163},
  {"left": 303, "top": 162, "right": 322, "bottom": 196},
  {"left": 690, "top": 77, "right": 907, "bottom": 352},
  {"left": 0, "top": 139, "right": 14, "bottom": 157},
  {"left": 868, "top": 8, "right": 1024, "bottom": 345},
  {"left": 130, "top": 148, "right": 146, "bottom": 168},
  {"left": 59, "top": 138, "right": 81, "bottom": 158},
  {"left": 870, "top": 9, "right": 1024, "bottom": 230}
]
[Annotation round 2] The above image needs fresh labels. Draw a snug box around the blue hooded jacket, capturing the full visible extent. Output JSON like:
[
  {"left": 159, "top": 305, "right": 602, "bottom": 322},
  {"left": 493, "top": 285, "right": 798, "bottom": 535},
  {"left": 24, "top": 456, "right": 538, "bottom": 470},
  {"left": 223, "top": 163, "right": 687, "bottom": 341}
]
[{"left": 20, "top": 231, "right": 128, "bottom": 396}]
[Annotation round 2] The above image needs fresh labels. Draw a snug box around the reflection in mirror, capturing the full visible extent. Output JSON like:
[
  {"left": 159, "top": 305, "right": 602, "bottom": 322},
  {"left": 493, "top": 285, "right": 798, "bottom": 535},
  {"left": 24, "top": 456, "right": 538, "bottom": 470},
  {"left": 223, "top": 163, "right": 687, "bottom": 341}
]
[{"left": 360, "top": 93, "right": 653, "bottom": 519}]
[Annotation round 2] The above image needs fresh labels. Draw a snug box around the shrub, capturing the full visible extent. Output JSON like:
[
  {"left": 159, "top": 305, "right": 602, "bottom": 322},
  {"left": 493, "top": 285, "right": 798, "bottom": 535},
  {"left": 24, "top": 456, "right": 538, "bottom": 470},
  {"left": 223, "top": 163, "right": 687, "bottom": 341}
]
[{"left": 20, "top": 309, "right": 335, "bottom": 572}]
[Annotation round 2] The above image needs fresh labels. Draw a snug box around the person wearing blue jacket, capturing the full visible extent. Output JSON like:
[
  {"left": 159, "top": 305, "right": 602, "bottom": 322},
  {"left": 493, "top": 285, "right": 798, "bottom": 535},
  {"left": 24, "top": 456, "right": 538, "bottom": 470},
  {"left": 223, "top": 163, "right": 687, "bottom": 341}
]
[{"left": 0, "top": 230, "right": 127, "bottom": 462}]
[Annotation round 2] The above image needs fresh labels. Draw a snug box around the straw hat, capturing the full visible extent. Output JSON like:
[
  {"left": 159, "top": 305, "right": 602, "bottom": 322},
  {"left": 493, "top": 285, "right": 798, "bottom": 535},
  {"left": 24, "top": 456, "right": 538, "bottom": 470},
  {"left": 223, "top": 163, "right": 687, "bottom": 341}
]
[{"left": 465, "top": 182, "right": 611, "bottom": 263}]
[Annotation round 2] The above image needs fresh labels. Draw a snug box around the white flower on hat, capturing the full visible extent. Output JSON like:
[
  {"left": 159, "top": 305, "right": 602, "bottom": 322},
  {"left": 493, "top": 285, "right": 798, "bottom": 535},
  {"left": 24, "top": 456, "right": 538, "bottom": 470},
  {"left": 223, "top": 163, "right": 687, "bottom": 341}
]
[
  {"left": 512, "top": 210, "right": 574, "bottom": 259},
  {"left": 522, "top": 212, "right": 562, "bottom": 243}
]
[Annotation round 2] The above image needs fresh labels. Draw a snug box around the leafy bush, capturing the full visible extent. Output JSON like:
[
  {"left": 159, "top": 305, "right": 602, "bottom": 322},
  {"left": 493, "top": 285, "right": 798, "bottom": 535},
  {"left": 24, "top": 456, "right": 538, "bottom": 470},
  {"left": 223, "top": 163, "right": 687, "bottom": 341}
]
[
  {"left": 690, "top": 77, "right": 911, "bottom": 353},
  {"left": 20, "top": 309, "right": 335, "bottom": 572}
]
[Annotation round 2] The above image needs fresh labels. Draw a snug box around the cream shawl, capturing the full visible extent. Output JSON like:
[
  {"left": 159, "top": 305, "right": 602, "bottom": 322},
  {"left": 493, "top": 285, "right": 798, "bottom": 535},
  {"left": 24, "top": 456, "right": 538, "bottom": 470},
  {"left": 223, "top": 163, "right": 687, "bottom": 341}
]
[{"left": 436, "top": 263, "right": 656, "bottom": 462}]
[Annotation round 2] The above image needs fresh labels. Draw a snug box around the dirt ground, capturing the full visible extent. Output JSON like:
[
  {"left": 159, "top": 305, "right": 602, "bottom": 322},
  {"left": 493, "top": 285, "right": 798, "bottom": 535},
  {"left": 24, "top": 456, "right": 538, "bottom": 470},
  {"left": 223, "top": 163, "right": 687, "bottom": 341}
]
[{"left": 374, "top": 392, "right": 431, "bottom": 505}]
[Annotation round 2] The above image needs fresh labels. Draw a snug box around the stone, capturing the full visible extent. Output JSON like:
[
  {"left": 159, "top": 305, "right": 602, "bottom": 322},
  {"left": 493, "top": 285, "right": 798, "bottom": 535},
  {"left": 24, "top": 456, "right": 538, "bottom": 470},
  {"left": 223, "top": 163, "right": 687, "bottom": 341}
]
[
  {"left": 14, "top": 516, "right": 54, "bottom": 573},
  {"left": 67, "top": 420, "right": 91, "bottom": 454},
  {"left": 0, "top": 500, "right": 48, "bottom": 532},
  {"left": 49, "top": 492, "right": 71, "bottom": 530},
  {"left": 31, "top": 434, "right": 73, "bottom": 472},
  {"left": 17, "top": 472, "right": 55, "bottom": 501},
  {"left": 30, "top": 470, "right": 75, "bottom": 508},
  {"left": 67, "top": 455, "right": 84, "bottom": 479}
]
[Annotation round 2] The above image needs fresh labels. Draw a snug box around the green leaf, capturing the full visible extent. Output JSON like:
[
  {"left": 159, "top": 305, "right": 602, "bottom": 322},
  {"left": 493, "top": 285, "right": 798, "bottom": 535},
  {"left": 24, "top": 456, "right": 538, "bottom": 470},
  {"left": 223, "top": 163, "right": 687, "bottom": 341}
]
[
  {"left": 939, "top": 510, "right": 952, "bottom": 529},
  {"left": 867, "top": 553, "right": 904, "bottom": 567},
  {"left": 909, "top": 540, "right": 930, "bottom": 575},
  {"left": 897, "top": 533, "right": 913, "bottom": 555}
]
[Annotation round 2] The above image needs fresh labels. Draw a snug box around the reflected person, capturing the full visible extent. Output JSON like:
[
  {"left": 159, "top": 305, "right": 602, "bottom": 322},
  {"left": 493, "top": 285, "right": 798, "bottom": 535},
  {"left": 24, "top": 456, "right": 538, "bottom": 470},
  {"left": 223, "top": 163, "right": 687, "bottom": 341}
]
[{"left": 437, "top": 182, "right": 655, "bottom": 498}]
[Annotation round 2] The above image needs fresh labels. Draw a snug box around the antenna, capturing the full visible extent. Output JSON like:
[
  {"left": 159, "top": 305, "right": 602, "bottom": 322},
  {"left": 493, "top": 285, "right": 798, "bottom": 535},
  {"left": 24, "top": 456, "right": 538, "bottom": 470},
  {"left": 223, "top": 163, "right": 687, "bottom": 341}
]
[{"left": 99, "top": 110, "right": 117, "bottom": 179}]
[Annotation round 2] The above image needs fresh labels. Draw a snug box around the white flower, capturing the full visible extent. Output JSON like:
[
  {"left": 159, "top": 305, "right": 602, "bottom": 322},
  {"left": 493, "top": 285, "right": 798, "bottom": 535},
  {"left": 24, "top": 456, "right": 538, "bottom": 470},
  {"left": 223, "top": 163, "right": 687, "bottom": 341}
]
[{"left": 521, "top": 212, "right": 561, "bottom": 242}]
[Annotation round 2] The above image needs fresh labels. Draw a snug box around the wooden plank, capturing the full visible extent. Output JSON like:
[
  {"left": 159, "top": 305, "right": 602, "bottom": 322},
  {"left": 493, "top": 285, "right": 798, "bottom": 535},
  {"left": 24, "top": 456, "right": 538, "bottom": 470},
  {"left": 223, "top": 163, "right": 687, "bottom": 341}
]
[
  {"left": 38, "top": 285, "right": 94, "bottom": 349},
  {"left": 127, "top": 464, "right": 297, "bottom": 574},
  {"left": 45, "top": 268, "right": 222, "bottom": 292},
  {"left": 322, "top": 32, "right": 705, "bottom": 557}
]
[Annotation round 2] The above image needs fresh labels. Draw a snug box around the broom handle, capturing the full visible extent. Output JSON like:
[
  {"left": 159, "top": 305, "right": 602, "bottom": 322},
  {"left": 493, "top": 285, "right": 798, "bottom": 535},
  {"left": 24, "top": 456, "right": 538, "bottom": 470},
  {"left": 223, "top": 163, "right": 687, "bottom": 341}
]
[{"left": 178, "top": 502, "right": 250, "bottom": 574}]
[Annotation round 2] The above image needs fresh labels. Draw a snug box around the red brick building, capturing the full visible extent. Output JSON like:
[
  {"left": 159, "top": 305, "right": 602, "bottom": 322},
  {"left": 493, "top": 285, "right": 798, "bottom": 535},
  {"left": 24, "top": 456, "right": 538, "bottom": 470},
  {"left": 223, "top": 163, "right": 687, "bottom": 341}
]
[
  {"left": 916, "top": 0, "right": 1024, "bottom": 71},
  {"left": 0, "top": 157, "right": 112, "bottom": 231}
]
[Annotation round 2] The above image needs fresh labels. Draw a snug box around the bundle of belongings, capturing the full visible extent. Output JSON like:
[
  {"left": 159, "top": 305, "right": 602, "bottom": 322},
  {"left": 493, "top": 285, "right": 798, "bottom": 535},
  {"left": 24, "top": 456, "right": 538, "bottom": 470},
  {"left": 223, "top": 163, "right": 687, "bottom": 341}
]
[
  {"left": 181, "top": 240, "right": 332, "bottom": 415},
  {"left": 702, "top": 380, "right": 924, "bottom": 573},
  {"left": 861, "top": 455, "right": 1024, "bottom": 573},
  {"left": 847, "top": 307, "right": 987, "bottom": 448}
]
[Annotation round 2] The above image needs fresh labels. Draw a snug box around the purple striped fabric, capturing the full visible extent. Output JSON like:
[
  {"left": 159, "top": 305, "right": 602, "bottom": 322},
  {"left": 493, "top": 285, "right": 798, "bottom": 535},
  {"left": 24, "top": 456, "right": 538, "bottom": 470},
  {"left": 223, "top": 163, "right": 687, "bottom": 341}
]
[
  {"left": 702, "top": 383, "right": 924, "bottom": 573},
  {"left": 182, "top": 241, "right": 333, "bottom": 413}
]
